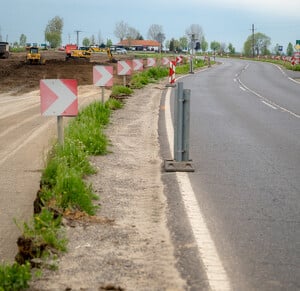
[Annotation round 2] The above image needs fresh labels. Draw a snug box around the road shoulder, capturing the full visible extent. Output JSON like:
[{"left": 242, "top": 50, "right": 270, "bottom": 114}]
[{"left": 29, "top": 81, "right": 186, "bottom": 290}]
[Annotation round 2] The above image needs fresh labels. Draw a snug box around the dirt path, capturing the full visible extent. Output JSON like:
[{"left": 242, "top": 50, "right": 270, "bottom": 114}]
[{"left": 28, "top": 81, "right": 186, "bottom": 290}]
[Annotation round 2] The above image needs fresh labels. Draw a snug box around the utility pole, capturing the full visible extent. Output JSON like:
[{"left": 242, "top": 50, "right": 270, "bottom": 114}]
[
  {"left": 189, "top": 33, "right": 195, "bottom": 74},
  {"left": 75, "top": 30, "right": 82, "bottom": 48},
  {"left": 251, "top": 24, "right": 255, "bottom": 58}
]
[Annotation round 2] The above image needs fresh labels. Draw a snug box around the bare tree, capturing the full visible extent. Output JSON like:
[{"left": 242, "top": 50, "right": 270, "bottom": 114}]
[
  {"left": 127, "top": 27, "right": 140, "bottom": 40},
  {"left": 114, "top": 20, "right": 129, "bottom": 41},
  {"left": 185, "top": 24, "right": 204, "bottom": 41},
  {"left": 147, "top": 24, "right": 163, "bottom": 40}
]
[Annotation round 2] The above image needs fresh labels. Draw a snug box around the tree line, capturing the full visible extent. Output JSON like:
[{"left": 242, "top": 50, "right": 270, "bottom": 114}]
[{"left": 10, "top": 16, "right": 296, "bottom": 57}]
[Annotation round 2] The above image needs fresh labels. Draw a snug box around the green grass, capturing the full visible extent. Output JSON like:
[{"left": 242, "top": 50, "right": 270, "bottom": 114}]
[
  {"left": 110, "top": 85, "right": 133, "bottom": 97},
  {"left": 40, "top": 99, "right": 123, "bottom": 215},
  {"left": 131, "top": 66, "right": 169, "bottom": 89},
  {"left": 22, "top": 208, "right": 67, "bottom": 252},
  {"left": 0, "top": 262, "right": 31, "bottom": 291}
]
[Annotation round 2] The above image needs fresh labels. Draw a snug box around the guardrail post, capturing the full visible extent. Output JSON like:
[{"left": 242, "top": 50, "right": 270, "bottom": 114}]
[{"left": 165, "top": 82, "right": 194, "bottom": 172}]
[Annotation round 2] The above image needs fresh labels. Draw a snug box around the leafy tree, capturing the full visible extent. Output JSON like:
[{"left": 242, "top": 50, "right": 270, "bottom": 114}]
[
  {"left": 165, "top": 40, "right": 170, "bottom": 51},
  {"left": 82, "top": 37, "right": 90, "bottom": 47},
  {"left": 179, "top": 36, "right": 188, "bottom": 51},
  {"left": 169, "top": 39, "right": 175, "bottom": 52},
  {"left": 210, "top": 41, "right": 221, "bottom": 52},
  {"left": 19, "top": 34, "right": 27, "bottom": 47},
  {"left": 286, "top": 42, "right": 294, "bottom": 56},
  {"left": 45, "top": 16, "right": 63, "bottom": 48},
  {"left": 243, "top": 32, "right": 271, "bottom": 57},
  {"left": 106, "top": 39, "right": 113, "bottom": 47},
  {"left": 114, "top": 20, "right": 128, "bottom": 41},
  {"left": 200, "top": 37, "right": 208, "bottom": 52},
  {"left": 169, "top": 38, "right": 180, "bottom": 52},
  {"left": 228, "top": 43, "right": 235, "bottom": 54}
]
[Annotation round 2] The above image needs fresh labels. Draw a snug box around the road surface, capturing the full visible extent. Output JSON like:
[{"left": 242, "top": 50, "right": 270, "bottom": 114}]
[{"left": 161, "top": 59, "right": 300, "bottom": 290}]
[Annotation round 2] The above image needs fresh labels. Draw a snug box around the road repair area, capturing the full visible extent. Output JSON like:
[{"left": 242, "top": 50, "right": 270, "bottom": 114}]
[{"left": 0, "top": 51, "right": 187, "bottom": 290}]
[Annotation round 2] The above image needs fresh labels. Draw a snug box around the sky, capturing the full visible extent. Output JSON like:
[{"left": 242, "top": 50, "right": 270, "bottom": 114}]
[{"left": 1, "top": 0, "right": 300, "bottom": 53}]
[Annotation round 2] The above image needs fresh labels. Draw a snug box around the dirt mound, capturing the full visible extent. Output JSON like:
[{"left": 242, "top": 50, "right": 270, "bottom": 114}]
[{"left": 0, "top": 51, "right": 128, "bottom": 94}]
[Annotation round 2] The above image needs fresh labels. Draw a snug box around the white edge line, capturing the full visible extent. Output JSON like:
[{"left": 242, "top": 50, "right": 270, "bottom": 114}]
[
  {"left": 237, "top": 76, "right": 300, "bottom": 119},
  {"left": 273, "top": 64, "right": 300, "bottom": 85},
  {"left": 165, "top": 81, "right": 231, "bottom": 290},
  {"left": 261, "top": 101, "right": 277, "bottom": 110}
]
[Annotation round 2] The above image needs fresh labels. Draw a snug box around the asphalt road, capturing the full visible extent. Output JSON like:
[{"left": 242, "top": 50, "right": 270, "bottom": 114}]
[{"left": 162, "top": 59, "right": 300, "bottom": 290}]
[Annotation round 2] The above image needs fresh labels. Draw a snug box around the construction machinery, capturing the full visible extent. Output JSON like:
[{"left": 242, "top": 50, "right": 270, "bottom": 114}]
[
  {"left": 26, "top": 47, "right": 45, "bottom": 64},
  {"left": 65, "top": 44, "right": 91, "bottom": 60},
  {"left": 0, "top": 42, "right": 9, "bottom": 59},
  {"left": 105, "top": 47, "right": 117, "bottom": 63}
]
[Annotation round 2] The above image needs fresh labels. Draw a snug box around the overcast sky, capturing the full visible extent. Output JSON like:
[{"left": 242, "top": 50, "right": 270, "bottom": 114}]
[{"left": 1, "top": 0, "right": 300, "bottom": 52}]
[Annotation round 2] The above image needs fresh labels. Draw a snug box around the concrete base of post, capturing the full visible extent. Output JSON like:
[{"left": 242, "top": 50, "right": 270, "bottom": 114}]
[
  {"left": 164, "top": 159, "right": 195, "bottom": 172},
  {"left": 166, "top": 83, "right": 176, "bottom": 88}
]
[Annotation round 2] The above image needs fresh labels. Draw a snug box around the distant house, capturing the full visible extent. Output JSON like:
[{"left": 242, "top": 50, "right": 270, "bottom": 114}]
[{"left": 116, "top": 39, "right": 161, "bottom": 51}]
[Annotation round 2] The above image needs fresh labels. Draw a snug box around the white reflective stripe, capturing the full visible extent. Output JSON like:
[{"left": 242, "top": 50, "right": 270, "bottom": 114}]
[{"left": 43, "top": 80, "right": 76, "bottom": 115}]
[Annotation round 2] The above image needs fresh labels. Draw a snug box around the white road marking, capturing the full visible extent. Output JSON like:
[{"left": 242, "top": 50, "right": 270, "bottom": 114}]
[
  {"left": 165, "top": 87, "right": 231, "bottom": 291},
  {"left": 239, "top": 86, "right": 246, "bottom": 91},
  {"left": 261, "top": 101, "right": 277, "bottom": 110},
  {"left": 237, "top": 66, "right": 300, "bottom": 119},
  {"left": 273, "top": 64, "right": 300, "bottom": 85}
]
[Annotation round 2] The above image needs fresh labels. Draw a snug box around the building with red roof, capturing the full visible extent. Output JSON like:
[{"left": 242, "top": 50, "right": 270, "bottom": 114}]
[{"left": 116, "top": 39, "right": 161, "bottom": 51}]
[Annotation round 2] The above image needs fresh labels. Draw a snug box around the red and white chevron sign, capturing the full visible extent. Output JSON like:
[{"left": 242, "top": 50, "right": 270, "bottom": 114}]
[
  {"left": 147, "top": 58, "right": 156, "bottom": 67},
  {"left": 40, "top": 79, "right": 78, "bottom": 116},
  {"left": 161, "top": 57, "right": 169, "bottom": 66},
  {"left": 133, "top": 59, "right": 144, "bottom": 71},
  {"left": 176, "top": 56, "right": 183, "bottom": 64},
  {"left": 118, "top": 60, "right": 132, "bottom": 75},
  {"left": 169, "top": 61, "right": 176, "bottom": 84},
  {"left": 93, "top": 65, "right": 113, "bottom": 87}
]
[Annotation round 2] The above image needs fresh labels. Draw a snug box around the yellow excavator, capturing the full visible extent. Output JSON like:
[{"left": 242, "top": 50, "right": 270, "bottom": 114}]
[
  {"left": 65, "top": 44, "right": 91, "bottom": 60},
  {"left": 26, "top": 47, "right": 45, "bottom": 64},
  {"left": 104, "top": 47, "right": 117, "bottom": 63}
]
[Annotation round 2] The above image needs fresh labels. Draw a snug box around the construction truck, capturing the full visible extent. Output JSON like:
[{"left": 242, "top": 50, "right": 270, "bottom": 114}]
[
  {"left": 26, "top": 47, "right": 45, "bottom": 64},
  {"left": 65, "top": 44, "right": 91, "bottom": 60},
  {"left": 0, "top": 42, "right": 9, "bottom": 59}
]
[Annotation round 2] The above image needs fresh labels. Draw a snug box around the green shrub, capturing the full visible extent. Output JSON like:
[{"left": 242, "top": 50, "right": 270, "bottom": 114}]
[
  {"left": 23, "top": 209, "right": 67, "bottom": 252},
  {"left": 0, "top": 262, "right": 31, "bottom": 291}
]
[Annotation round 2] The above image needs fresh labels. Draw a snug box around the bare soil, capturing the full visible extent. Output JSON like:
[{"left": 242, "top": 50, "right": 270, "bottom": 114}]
[
  {"left": 0, "top": 52, "right": 186, "bottom": 290},
  {"left": 0, "top": 51, "right": 129, "bottom": 94}
]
